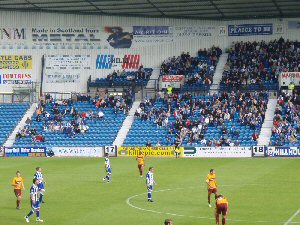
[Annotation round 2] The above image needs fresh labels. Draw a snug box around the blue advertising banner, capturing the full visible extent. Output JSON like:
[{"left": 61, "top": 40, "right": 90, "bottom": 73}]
[
  {"left": 267, "top": 147, "right": 300, "bottom": 157},
  {"left": 4, "top": 147, "right": 46, "bottom": 157},
  {"left": 228, "top": 24, "right": 273, "bottom": 36},
  {"left": 133, "top": 26, "right": 171, "bottom": 35},
  {"left": 288, "top": 21, "right": 300, "bottom": 29}
]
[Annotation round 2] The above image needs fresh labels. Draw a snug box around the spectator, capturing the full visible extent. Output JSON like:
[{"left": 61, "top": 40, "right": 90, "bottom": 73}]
[
  {"left": 252, "top": 131, "right": 259, "bottom": 141},
  {"left": 34, "top": 134, "right": 44, "bottom": 142},
  {"left": 25, "top": 117, "right": 31, "bottom": 125},
  {"left": 146, "top": 140, "right": 152, "bottom": 147},
  {"left": 98, "top": 110, "right": 104, "bottom": 120},
  {"left": 156, "top": 140, "right": 161, "bottom": 146}
]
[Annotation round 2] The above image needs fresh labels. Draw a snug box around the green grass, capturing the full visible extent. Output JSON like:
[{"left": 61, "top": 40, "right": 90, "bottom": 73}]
[{"left": 1, "top": 157, "right": 300, "bottom": 225}]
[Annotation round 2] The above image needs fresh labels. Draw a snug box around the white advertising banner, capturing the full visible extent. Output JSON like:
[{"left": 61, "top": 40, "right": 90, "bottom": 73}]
[
  {"left": 184, "top": 146, "right": 252, "bottom": 158},
  {"left": 43, "top": 55, "right": 91, "bottom": 90},
  {"left": 45, "top": 55, "right": 91, "bottom": 69},
  {"left": 44, "top": 70, "right": 80, "bottom": 83},
  {"left": 161, "top": 75, "right": 184, "bottom": 88},
  {"left": 173, "top": 26, "right": 216, "bottom": 38},
  {"left": 0, "top": 71, "right": 33, "bottom": 85},
  {"left": 0, "top": 26, "right": 216, "bottom": 49},
  {"left": 279, "top": 72, "right": 300, "bottom": 86},
  {"left": 51, "top": 147, "right": 103, "bottom": 157},
  {"left": 32, "top": 27, "right": 102, "bottom": 48}
]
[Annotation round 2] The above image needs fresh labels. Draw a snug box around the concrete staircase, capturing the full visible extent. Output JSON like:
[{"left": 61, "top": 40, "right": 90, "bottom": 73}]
[
  {"left": 257, "top": 99, "right": 277, "bottom": 146},
  {"left": 146, "top": 68, "right": 160, "bottom": 89},
  {"left": 210, "top": 53, "right": 228, "bottom": 93},
  {"left": 3, "top": 103, "right": 36, "bottom": 147},
  {"left": 113, "top": 100, "right": 140, "bottom": 146},
  {"left": 139, "top": 68, "right": 160, "bottom": 100}
]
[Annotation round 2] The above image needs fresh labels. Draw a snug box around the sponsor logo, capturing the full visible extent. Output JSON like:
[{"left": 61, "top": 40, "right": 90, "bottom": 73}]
[
  {"left": 0, "top": 28, "right": 25, "bottom": 40},
  {"left": 4, "top": 147, "right": 46, "bottom": 157},
  {"left": 32, "top": 28, "right": 101, "bottom": 42},
  {"left": 118, "top": 146, "right": 183, "bottom": 157},
  {"left": 228, "top": 24, "right": 273, "bottom": 36},
  {"left": 96, "top": 54, "right": 140, "bottom": 70},
  {"left": 0, "top": 73, "right": 33, "bottom": 85},
  {"left": 281, "top": 72, "right": 300, "bottom": 78},
  {"left": 183, "top": 147, "right": 197, "bottom": 157},
  {"left": 133, "top": 26, "right": 171, "bottom": 35},
  {"left": 51, "top": 147, "right": 102, "bottom": 157},
  {"left": 162, "top": 75, "right": 184, "bottom": 82},
  {"left": 0, "top": 55, "right": 32, "bottom": 69},
  {"left": 268, "top": 147, "right": 300, "bottom": 157},
  {"left": 183, "top": 147, "right": 252, "bottom": 158}
]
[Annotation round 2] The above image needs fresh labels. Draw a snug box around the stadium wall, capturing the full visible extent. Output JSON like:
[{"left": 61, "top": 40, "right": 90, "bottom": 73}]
[{"left": 0, "top": 11, "right": 299, "bottom": 93}]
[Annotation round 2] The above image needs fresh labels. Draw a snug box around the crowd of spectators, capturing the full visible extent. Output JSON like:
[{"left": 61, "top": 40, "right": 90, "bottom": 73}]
[
  {"left": 92, "top": 88, "right": 133, "bottom": 114},
  {"left": 220, "top": 38, "right": 300, "bottom": 90},
  {"left": 91, "top": 65, "right": 153, "bottom": 88},
  {"left": 135, "top": 90, "right": 268, "bottom": 147},
  {"left": 270, "top": 90, "right": 300, "bottom": 146},
  {"left": 160, "top": 47, "right": 222, "bottom": 87},
  {"left": 107, "top": 65, "right": 150, "bottom": 83},
  {"left": 15, "top": 90, "right": 134, "bottom": 143}
]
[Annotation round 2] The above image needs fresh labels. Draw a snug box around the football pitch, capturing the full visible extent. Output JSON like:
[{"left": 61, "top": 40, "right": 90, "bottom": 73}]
[{"left": 1, "top": 157, "right": 300, "bottom": 225}]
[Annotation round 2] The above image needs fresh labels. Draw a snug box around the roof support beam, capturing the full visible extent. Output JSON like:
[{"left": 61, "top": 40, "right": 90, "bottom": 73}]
[
  {"left": 24, "top": 0, "right": 40, "bottom": 9},
  {"left": 209, "top": 0, "right": 224, "bottom": 18},
  {"left": 272, "top": 0, "right": 283, "bottom": 17},
  {"left": 84, "top": 0, "right": 104, "bottom": 13},
  {"left": 147, "top": 0, "right": 165, "bottom": 16}
]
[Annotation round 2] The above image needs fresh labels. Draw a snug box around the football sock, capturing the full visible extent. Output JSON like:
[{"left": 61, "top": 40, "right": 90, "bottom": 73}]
[
  {"left": 27, "top": 210, "right": 34, "bottom": 217},
  {"left": 39, "top": 194, "right": 44, "bottom": 202},
  {"left": 148, "top": 192, "right": 152, "bottom": 200},
  {"left": 222, "top": 218, "right": 226, "bottom": 225},
  {"left": 216, "top": 214, "right": 219, "bottom": 225},
  {"left": 208, "top": 196, "right": 210, "bottom": 204},
  {"left": 36, "top": 210, "right": 40, "bottom": 218},
  {"left": 106, "top": 175, "right": 110, "bottom": 182},
  {"left": 17, "top": 200, "right": 20, "bottom": 207}
]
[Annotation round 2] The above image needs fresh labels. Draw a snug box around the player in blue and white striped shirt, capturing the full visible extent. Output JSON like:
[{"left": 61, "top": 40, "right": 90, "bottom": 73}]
[
  {"left": 146, "top": 167, "right": 157, "bottom": 202},
  {"left": 103, "top": 154, "right": 112, "bottom": 183},
  {"left": 34, "top": 167, "right": 46, "bottom": 203},
  {"left": 24, "top": 178, "right": 43, "bottom": 223}
]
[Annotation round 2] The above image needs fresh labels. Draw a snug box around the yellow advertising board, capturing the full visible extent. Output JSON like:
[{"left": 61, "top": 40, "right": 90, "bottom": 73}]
[
  {"left": 0, "top": 55, "right": 32, "bottom": 69},
  {"left": 118, "top": 146, "right": 184, "bottom": 158}
]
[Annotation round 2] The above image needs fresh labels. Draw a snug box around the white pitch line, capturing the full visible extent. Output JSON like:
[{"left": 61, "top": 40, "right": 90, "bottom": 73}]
[
  {"left": 126, "top": 188, "right": 300, "bottom": 224},
  {"left": 284, "top": 208, "right": 300, "bottom": 225}
]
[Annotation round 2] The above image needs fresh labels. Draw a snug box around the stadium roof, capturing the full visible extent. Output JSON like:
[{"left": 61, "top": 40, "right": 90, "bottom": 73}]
[{"left": 0, "top": 0, "right": 300, "bottom": 20}]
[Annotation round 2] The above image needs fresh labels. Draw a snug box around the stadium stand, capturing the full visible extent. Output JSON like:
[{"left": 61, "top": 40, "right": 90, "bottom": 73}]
[
  {"left": 12, "top": 93, "right": 132, "bottom": 147},
  {"left": 0, "top": 103, "right": 30, "bottom": 147},
  {"left": 89, "top": 66, "right": 153, "bottom": 88},
  {"left": 219, "top": 38, "right": 298, "bottom": 91},
  {"left": 160, "top": 47, "right": 222, "bottom": 92},
  {"left": 124, "top": 91, "right": 268, "bottom": 147},
  {"left": 270, "top": 91, "right": 300, "bottom": 146}
]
